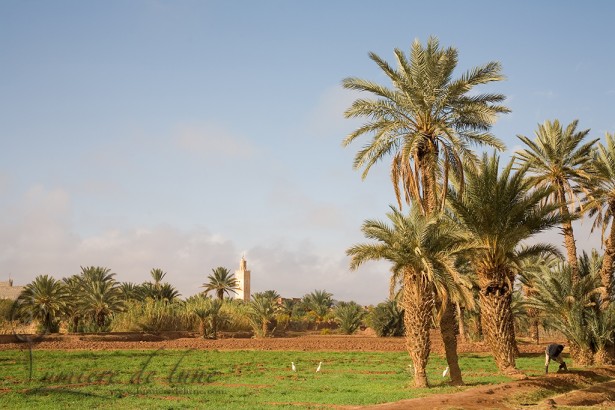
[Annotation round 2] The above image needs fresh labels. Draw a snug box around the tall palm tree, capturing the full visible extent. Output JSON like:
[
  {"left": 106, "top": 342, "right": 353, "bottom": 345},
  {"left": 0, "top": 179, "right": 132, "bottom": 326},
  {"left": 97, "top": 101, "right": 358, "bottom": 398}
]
[
  {"left": 14, "top": 275, "right": 70, "bottom": 333},
  {"left": 150, "top": 268, "right": 167, "bottom": 290},
  {"left": 203, "top": 267, "right": 239, "bottom": 300},
  {"left": 347, "top": 205, "right": 474, "bottom": 387},
  {"left": 447, "top": 153, "right": 562, "bottom": 374},
  {"left": 343, "top": 36, "right": 509, "bottom": 382},
  {"left": 584, "top": 133, "right": 615, "bottom": 304},
  {"left": 515, "top": 119, "right": 598, "bottom": 283},
  {"left": 343, "top": 36, "right": 509, "bottom": 213},
  {"left": 140, "top": 268, "right": 179, "bottom": 302}
]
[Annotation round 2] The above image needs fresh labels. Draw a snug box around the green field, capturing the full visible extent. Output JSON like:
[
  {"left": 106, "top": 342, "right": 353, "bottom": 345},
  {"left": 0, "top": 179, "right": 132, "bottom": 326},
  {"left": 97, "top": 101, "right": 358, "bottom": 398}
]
[{"left": 0, "top": 348, "right": 547, "bottom": 409}]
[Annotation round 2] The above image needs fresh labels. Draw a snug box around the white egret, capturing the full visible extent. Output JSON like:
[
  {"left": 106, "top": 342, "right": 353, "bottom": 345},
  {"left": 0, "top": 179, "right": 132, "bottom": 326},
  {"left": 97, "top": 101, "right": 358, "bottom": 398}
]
[
  {"left": 291, "top": 362, "right": 296, "bottom": 372},
  {"left": 316, "top": 362, "right": 322, "bottom": 372},
  {"left": 442, "top": 366, "right": 449, "bottom": 377}
]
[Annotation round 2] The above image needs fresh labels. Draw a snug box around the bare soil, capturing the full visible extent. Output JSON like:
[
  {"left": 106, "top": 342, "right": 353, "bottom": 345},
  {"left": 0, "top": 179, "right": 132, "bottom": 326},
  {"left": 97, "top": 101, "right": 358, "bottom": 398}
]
[{"left": 2, "top": 330, "right": 614, "bottom": 409}]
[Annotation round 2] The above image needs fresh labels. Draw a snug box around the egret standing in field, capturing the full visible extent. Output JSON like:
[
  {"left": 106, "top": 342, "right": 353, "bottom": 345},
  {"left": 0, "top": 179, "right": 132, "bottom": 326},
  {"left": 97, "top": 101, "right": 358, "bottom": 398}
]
[
  {"left": 291, "top": 362, "right": 296, "bottom": 372},
  {"left": 442, "top": 366, "right": 450, "bottom": 377},
  {"left": 316, "top": 362, "right": 322, "bottom": 372}
]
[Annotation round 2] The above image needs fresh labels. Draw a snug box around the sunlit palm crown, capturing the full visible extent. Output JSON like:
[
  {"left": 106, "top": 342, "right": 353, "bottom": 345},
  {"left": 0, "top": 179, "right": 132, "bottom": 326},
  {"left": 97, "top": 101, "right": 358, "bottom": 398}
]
[
  {"left": 585, "top": 133, "right": 615, "bottom": 238},
  {"left": 342, "top": 36, "right": 509, "bottom": 210},
  {"left": 16, "top": 275, "right": 70, "bottom": 320},
  {"left": 203, "top": 267, "right": 239, "bottom": 298},
  {"left": 447, "top": 153, "right": 562, "bottom": 271},
  {"left": 347, "top": 205, "right": 473, "bottom": 301},
  {"left": 515, "top": 119, "right": 597, "bottom": 205}
]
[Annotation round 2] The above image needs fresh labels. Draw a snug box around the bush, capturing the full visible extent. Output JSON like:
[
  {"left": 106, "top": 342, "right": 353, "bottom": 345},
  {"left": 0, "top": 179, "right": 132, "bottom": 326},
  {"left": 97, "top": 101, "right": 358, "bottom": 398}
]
[
  {"left": 111, "top": 299, "right": 186, "bottom": 332},
  {"left": 334, "top": 301, "right": 365, "bottom": 335},
  {"left": 185, "top": 296, "right": 225, "bottom": 339},
  {"left": 366, "top": 300, "right": 404, "bottom": 337}
]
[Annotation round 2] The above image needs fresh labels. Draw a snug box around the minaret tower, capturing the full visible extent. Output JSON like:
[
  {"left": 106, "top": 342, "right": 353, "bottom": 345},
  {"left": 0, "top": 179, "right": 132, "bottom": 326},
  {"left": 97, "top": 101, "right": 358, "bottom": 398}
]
[{"left": 235, "top": 255, "right": 251, "bottom": 302}]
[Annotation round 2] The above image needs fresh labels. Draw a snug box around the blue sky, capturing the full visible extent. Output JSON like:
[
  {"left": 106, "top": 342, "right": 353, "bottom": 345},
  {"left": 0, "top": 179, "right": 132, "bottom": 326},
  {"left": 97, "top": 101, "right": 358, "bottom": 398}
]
[{"left": 2, "top": 1, "right": 614, "bottom": 304}]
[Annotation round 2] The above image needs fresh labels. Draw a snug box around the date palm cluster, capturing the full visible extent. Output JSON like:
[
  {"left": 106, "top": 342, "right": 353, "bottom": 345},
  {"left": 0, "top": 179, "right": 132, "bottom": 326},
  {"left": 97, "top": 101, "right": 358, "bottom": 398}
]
[
  {"left": 13, "top": 267, "right": 179, "bottom": 333},
  {"left": 344, "top": 37, "right": 615, "bottom": 387}
]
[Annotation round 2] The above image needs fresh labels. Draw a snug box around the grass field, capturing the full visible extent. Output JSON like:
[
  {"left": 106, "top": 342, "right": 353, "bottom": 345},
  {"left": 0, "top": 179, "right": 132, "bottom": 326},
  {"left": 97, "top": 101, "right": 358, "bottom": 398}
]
[{"left": 0, "top": 348, "right": 548, "bottom": 409}]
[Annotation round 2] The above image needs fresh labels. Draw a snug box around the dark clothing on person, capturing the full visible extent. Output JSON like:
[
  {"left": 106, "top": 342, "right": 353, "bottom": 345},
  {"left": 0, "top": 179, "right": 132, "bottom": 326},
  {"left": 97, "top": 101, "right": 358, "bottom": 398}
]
[
  {"left": 545, "top": 344, "right": 567, "bottom": 373},
  {"left": 547, "top": 344, "right": 564, "bottom": 359}
]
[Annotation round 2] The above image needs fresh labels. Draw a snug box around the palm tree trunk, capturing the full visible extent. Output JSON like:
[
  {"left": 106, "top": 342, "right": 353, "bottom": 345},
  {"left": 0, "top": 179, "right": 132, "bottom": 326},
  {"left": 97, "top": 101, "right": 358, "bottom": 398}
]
[
  {"left": 593, "top": 347, "right": 614, "bottom": 366},
  {"left": 479, "top": 277, "right": 517, "bottom": 373},
  {"left": 524, "top": 286, "right": 539, "bottom": 344},
  {"left": 456, "top": 303, "right": 467, "bottom": 343},
  {"left": 599, "top": 214, "right": 615, "bottom": 306},
  {"left": 403, "top": 271, "right": 433, "bottom": 388},
  {"left": 558, "top": 187, "right": 579, "bottom": 283},
  {"left": 527, "top": 307, "right": 540, "bottom": 344},
  {"left": 569, "top": 342, "right": 594, "bottom": 366},
  {"left": 439, "top": 300, "right": 463, "bottom": 385}
]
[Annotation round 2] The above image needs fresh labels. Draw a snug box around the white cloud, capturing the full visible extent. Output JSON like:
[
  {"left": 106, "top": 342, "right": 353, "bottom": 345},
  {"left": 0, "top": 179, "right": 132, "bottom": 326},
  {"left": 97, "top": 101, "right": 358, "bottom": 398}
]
[
  {"left": 174, "top": 122, "right": 256, "bottom": 159},
  {"left": 246, "top": 241, "right": 389, "bottom": 304},
  {"left": 0, "top": 185, "right": 388, "bottom": 304}
]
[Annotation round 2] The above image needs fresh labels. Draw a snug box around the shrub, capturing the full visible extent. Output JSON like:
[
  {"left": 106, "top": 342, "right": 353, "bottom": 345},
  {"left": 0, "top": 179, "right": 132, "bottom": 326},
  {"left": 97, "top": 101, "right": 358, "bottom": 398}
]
[
  {"left": 111, "top": 299, "right": 186, "bottom": 332},
  {"left": 334, "top": 301, "right": 365, "bottom": 335},
  {"left": 366, "top": 300, "right": 404, "bottom": 337},
  {"left": 186, "top": 296, "right": 224, "bottom": 339}
]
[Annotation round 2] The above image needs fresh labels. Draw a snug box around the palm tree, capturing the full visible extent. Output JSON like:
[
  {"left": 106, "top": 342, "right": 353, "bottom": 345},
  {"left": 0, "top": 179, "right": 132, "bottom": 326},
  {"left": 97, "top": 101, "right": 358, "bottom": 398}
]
[
  {"left": 342, "top": 36, "right": 509, "bottom": 213},
  {"left": 79, "top": 265, "right": 116, "bottom": 284},
  {"left": 334, "top": 301, "right": 365, "bottom": 335},
  {"left": 62, "top": 274, "right": 83, "bottom": 332},
  {"left": 150, "top": 268, "right": 167, "bottom": 289},
  {"left": 528, "top": 252, "right": 615, "bottom": 365},
  {"left": 118, "top": 282, "right": 142, "bottom": 301},
  {"left": 447, "top": 153, "right": 562, "bottom": 374},
  {"left": 14, "top": 275, "right": 69, "bottom": 333},
  {"left": 302, "top": 290, "right": 333, "bottom": 329},
  {"left": 367, "top": 299, "right": 404, "bottom": 337},
  {"left": 248, "top": 292, "right": 279, "bottom": 337},
  {"left": 516, "top": 254, "right": 561, "bottom": 344},
  {"left": 343, "top": 36, "right": 509, "bottom": 383},
  {"left": 584, "top": 133, "right": 615, "bottom": 304},
  {"left": 515, "top": 119, "right": 598, "bottom": 283},
  {"left": 77, "top": 267, "right": 124, "bottom": 330},
  {"left": 140, "top": 281, "right": 180, "bottom": 302},
  {"left": 347, "top": 205, "right": 473, "bottom": 387},
  {"left": 203, "top": 267, "right": 239, "bottom": 300},
  {"left": 190, "top": 296, "right": 224, "bottom": 339}
]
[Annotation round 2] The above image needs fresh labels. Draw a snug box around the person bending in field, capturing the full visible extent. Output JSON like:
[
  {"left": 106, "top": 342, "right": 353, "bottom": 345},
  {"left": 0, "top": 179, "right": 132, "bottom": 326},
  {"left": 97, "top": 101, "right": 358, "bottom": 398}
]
[{"left": 545, "top": 343, "right": 567, "bottom": 373}]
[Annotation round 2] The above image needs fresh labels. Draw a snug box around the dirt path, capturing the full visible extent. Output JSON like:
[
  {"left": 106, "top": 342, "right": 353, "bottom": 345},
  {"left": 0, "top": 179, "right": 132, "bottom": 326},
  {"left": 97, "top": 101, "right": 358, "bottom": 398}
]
[{"left": 357, "top": 367, "right": 615, "bottom": 409}]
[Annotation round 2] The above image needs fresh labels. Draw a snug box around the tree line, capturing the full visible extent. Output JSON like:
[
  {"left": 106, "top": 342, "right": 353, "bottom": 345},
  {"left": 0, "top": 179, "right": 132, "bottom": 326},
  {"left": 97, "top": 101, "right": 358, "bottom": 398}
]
[{"left": 8, "top": 266, "right": 375, "bottom": 339}]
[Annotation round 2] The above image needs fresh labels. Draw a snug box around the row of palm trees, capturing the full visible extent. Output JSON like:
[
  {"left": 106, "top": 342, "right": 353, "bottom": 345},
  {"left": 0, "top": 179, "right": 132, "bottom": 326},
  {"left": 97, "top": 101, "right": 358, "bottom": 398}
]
[
  {"left": 342, "top": 36, "right": 615, "bottom": 387},
  {"left": 13, "top": 267, "right": 181, "bottom": 332},
  {"left": 11, "top": 263, "right": 360, "bottom": 338}
]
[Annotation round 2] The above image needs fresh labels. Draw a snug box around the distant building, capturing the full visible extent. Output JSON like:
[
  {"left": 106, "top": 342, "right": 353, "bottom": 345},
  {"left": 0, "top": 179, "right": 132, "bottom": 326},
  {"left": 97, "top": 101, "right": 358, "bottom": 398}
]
[
  {"left": 234, "top": 256, "right": 251, "bottom": 302},
  {"left": 0, "top": 279, "right": 24, "bottom": 300}
]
